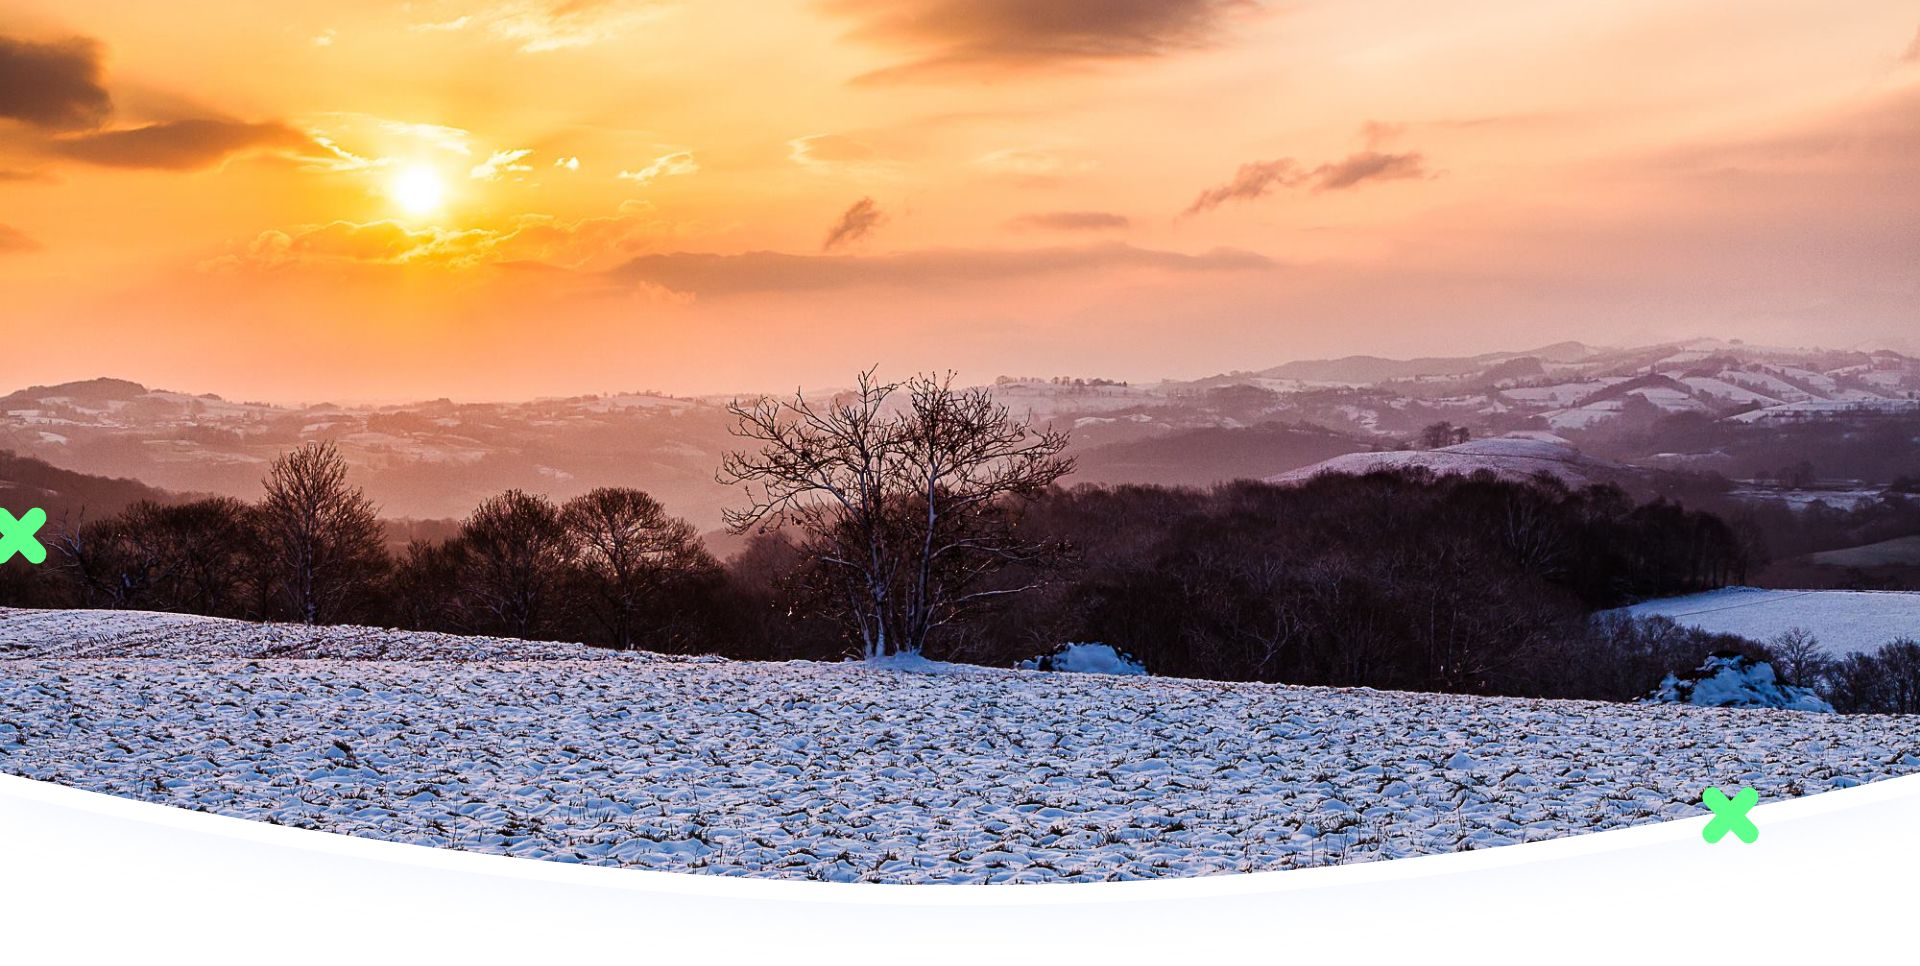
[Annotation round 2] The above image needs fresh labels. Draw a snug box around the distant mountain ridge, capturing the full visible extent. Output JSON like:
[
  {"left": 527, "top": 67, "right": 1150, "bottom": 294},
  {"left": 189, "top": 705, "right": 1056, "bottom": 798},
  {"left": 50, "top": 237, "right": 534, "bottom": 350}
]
[
  {"left": 6, "top": 338, "right": 1917, "bottom": 525},
  {"left": 1258, "top": 341, "right": 1598, "bottom": 384}
]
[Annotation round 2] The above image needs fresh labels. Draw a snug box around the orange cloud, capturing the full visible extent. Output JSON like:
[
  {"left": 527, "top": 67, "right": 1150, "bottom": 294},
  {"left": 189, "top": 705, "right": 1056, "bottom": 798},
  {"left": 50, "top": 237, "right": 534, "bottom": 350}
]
[
  {"left": 53, "top": 119, "right": 314, "bottom": 170},
  {"left": 605, "top": 243, "right": 1272, "bottom": 295},
  {"left": 0, "top": 35, "right": 112, "bottom": 131},
  {"left": 826, "top": 0, "right": 1257, "bottom": 82}
]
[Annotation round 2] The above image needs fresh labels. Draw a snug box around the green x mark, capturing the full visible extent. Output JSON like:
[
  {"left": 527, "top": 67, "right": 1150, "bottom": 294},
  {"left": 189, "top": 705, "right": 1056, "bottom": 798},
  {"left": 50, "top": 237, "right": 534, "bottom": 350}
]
[
  {"left": 0, "top": 507, "right": 48, "bottom": 565},
  {"left": 1701, "top": 786, "right": 1759, "bottom": 844}
]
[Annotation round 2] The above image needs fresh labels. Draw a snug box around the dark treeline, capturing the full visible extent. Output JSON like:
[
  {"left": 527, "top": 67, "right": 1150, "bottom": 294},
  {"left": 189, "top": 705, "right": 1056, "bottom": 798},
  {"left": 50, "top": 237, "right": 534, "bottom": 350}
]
[
  {"left": 3, "top": 443, "right": 1764, "bottom": 706},
  {"left": 953, "top": 469, "right": 1749, "bottom": 696}
]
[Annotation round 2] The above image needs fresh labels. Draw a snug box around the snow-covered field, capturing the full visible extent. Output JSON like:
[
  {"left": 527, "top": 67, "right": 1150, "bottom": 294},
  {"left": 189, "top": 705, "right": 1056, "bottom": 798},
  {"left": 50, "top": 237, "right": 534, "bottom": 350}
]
[
  {"left": 5, "top": 609, "right": 1919, "bottom": 883},
  {"left": 1617, "top": 588, "right": 1920, "bottom": 656}
]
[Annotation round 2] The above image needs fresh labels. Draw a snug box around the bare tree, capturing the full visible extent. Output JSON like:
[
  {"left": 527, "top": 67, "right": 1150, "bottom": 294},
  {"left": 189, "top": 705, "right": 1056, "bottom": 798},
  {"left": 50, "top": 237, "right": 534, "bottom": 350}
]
[
  {"left": 720, "top": 370, "right": 1073, "bottom": 658},
  {"left": 561, "top": 487, "right": 715, "bottom": 650},
  {"left": 1768, "top": 627, "right": 1829, "bottom": 687},
  {"left": 459, "top": 489, "right": 574, "bottom": 639},
  {"left": 259, "top": 441, "right": 386, "bottom": 624}
]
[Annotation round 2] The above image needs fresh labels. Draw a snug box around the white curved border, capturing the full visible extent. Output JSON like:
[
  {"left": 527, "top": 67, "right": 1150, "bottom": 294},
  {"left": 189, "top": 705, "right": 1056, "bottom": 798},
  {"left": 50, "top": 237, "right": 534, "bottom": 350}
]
[{"left": 4, "top": 772, "right": 1914, "bottom": 960}]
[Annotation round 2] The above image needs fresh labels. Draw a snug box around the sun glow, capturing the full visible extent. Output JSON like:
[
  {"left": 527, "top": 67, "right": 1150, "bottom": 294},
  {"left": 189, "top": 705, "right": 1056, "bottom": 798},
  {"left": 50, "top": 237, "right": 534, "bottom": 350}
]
[{"left": 389, "top": 165, "right": 447, "bottom": 217}]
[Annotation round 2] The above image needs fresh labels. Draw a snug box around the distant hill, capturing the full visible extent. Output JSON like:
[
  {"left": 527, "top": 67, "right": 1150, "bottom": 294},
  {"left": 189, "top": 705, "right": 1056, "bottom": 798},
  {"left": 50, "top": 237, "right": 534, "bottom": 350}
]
[
  {"left": 1260, "top": 342, "right": 1595, "bottom": 383},
  {"left": 1270, "top": 434, "right": 1644, "bottom": 490},
  {"left": 1072, "top": 423, "right": 1369, "bottom": 488},
  {"left": 0, "top": 449, "right": 180, "bottom": 524}
]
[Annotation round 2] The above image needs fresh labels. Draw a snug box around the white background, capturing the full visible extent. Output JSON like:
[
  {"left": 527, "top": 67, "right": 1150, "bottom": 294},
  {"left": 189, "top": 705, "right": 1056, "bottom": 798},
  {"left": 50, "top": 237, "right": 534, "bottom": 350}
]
[{"left": 3, "top": 772, "right": 1910, "bottom": 963}]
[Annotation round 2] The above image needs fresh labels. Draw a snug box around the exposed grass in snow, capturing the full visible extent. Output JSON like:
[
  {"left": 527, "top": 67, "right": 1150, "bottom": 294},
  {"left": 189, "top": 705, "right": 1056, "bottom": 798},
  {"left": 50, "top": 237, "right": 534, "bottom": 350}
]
[{"left": 4, "top": 611, "right": 1919, "bottom": 883}]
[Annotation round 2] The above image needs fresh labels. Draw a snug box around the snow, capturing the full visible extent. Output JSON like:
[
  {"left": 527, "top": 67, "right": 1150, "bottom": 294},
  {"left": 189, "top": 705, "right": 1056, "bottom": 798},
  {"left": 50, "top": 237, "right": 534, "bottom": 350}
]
[
  {"left": 1271, "top": 435, "right": 1634, "bottom": 489},
  {"left": 5, "top": 609, "right": 1917, "bottom": 884},
  {"left": 1678, "top": 376, "right": 1779, "bottom": 406},
  {"left": 1613, "top": 588, "right": 1920, "bottom": 656},
  {"left": 1644, "top": 654, "right": 1834, "bottom": 712},
  {"left": 1728, "top": 399, "right": 1920, "bottom": 424},
  {"left": 0, "top": 607, "right": 697, "bottom": 662},
  {"left": 1017, "top": 643, "right": 1147, "bottom": 676}
]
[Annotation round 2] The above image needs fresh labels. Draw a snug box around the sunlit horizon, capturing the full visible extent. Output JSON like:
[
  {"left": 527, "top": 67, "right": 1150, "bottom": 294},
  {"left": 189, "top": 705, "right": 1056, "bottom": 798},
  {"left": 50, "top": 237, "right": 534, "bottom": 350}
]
[{"left": 4, "top": 1, "right": 1918, "bottom": 402}]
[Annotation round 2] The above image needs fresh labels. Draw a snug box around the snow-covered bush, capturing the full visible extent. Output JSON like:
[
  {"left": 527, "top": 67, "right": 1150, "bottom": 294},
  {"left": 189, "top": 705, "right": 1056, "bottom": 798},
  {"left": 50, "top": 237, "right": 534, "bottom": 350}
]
[
  {"left": 1643, "top": 652, "right": 1834, "bottom": 712},
  {"left": 1017, "top": 642, "right": 1147, "bottom": 676}
]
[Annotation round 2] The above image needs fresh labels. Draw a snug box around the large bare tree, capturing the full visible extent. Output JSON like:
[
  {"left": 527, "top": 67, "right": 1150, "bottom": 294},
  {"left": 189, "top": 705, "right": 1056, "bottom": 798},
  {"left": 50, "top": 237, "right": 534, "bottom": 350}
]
[
  {"left": 259, "top": 441, "right": 386, "bottom": 624},
  {"left": 720, "top": 371, "right": 1073, "bottom": 658}
]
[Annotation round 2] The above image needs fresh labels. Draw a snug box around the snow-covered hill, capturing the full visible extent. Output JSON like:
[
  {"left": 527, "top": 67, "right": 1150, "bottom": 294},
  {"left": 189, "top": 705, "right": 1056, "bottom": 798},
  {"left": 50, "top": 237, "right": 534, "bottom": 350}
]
[
  {"left": 1269, "top": 434, "right": 1639, "bottom": 489},
  {"left": 6, "top": 610, "right": 1917, "bottom": 884}
]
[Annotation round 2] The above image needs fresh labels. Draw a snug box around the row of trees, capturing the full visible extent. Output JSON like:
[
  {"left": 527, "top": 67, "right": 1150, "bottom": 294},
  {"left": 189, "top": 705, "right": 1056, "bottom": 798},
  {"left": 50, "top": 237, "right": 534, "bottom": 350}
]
[
  {"left": 27, "top": 442, "right": 720, "bottom": 651},
  {"left": 946, "top": 469, "right": 1751, "bottom": 695},
  {"left": 1, "top": 372, "right": 1773, "bottom": 707}
]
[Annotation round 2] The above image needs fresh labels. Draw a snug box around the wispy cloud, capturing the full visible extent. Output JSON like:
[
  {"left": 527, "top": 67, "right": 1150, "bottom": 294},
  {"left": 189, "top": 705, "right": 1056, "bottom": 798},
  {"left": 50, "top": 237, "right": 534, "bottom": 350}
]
[
  {"left": 822, "top": 197, "right": 885, "bottom": 250},
  {"left": 1182, "top": 159, "right": 1301, "bottom": 215},
  {"left": 605, "top": 242, "right": 1272, "bottom": 295},
  {"left": 1007, "top": 211, "right": 1130, "bottom": 231},
  {"left": 616, "top": 150, "right": 698, "bottom": 183},
  {"left": 412, "top": 1, "right": 670, "bottom": 53},
  {"left": 1309, "top": 151, "right": 1429, "bottom": 191},
  {"left": 54, "top": 119, "right": 314, "bottom": 170},
  {"left": 470, "top": 148, "right": 534, "bottom": 180},
  {"left": 206, "top": 205, "right": 666, "bottom": 272},
  {"left": 825, "top": 0, "right": 1258, "bottom": 82},
  {"left": 972, "top": 147, "right": 1095, "bottom": 180},
  {"left": 787, "top": 133, "right": 897, "bottom": 179},
  {"left": 1183, "top": 151, "right": 1430, "bottom": 214}
]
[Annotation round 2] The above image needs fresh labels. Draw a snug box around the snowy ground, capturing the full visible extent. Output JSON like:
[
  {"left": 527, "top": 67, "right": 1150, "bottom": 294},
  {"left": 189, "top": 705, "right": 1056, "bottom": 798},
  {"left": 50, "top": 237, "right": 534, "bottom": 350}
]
[
  {"left": 1616, "top": 588, "right": 1920, "bottom": 656},
  {"left": 4, "top": 609, "right": 1920, "bottom": 883}
]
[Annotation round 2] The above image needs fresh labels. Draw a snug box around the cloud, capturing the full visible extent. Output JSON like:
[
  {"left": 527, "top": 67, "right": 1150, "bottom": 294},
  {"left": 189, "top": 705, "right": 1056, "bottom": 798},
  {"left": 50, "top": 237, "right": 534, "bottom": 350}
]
[
  {"left": 555, "top": 156, "right": 580, "bottom": 170},
  {"left": 786, "top": 133, "right": 898, "bottom": 179},
  {"left": 412, "top": 1, "right": 668, "bottom": 53},
  {"left": 1309, "top": 150, "right": 1429, "bottom": 191},
  {"left": 822, "top": 197, "right": 884, "bottom": 250},
  {"left": 1008, "top": 211, "right": 1130, "bottom": 231},
  {"left": 470, "top": 148, "right": 534, "bottom": 180},
  {"left": 824, "top": 0, "right": 1256, "bottom": 82},
  {"left": 0, "top": 223, "right": 39, "bottom": 254},
  {"left": 605, "top": 242, "right": 1270, "bottom": 295},
  {"left": 207, "top": 205, "right": 667, "bottom": 272},
  {"left": 52, "top": 119, "right": 313, "bottom": 170},
  {"left": 1182, "top": 159, "right": 1302, "bottom": 215},
  {"left": 1906, "top": 25, "right": 1920, "bottom": 61},
  {"left": 0, "top": 35, "right": 113, "bottom": 130},
  {"left": 972, "top": 147, "right": 1095, "bottom": 180},
  {"left": 0, "top": 167, "right": 54, "bottom": 182},
  {"left": 616, "top": 150, "right": 698, "bottom": 183},
  {"left": 1183, "top": 151, "right": 1432, "bottom": 214}
]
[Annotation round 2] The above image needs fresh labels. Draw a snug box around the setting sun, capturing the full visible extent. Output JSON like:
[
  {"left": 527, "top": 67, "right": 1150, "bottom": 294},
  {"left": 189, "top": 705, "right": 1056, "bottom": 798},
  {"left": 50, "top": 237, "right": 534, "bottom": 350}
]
[{"left": 388, "top": 164, "right": 447, "bottom": 217}]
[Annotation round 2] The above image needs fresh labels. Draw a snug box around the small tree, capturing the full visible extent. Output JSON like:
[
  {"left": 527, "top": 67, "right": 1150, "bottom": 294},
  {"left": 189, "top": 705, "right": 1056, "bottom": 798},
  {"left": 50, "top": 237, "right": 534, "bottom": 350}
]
[
  {"left": 1768, "top": 627, "right": 1828, "bottom": 688},
  {"left": 259, "top": 442, "right": 386, "bottom": 624},
  {"left": 720, "top": 370, "right": 1074, "bottom": 658},
  {"left": 561, "top": 487, "right": 716, "bottom": 650}
]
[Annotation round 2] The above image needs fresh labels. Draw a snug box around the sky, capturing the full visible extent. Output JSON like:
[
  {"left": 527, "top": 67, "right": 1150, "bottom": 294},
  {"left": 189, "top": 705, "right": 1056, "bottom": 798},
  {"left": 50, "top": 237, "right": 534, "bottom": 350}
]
[{"left": 1, "top": 0, "right": 1917, "bottom": 402}]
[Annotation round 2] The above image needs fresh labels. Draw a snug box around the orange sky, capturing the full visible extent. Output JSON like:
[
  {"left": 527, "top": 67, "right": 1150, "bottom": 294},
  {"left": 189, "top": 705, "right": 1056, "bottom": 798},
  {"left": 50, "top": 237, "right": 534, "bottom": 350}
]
[{"left": 2, "top": 1, "right": 1917, "bottom": 402}]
